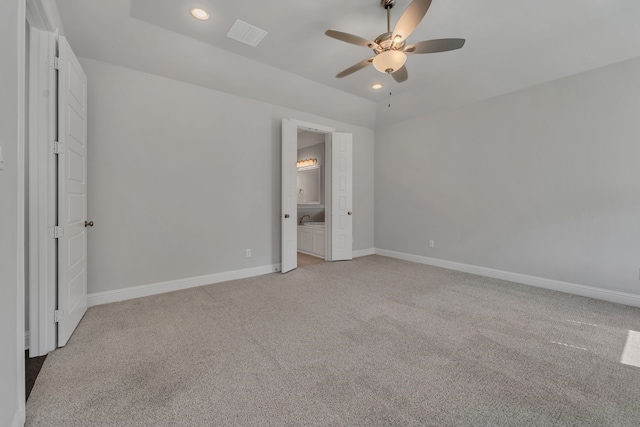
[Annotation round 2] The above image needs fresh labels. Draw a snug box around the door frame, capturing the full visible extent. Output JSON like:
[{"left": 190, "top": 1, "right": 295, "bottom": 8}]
[
  {"left": 282, "top": 119, "right": 353, "bottom": 270},
  {"left": 27, "top": 25, "right": 57, "bottom": 357}
]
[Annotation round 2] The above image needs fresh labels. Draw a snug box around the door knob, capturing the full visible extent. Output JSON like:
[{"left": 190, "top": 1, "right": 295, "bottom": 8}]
[
  {"left": 85, "top": 220, "right": 94, "bottom": 227},
  {"left": 347, "top": 211, "right": 352, "bottom": 216},
  {"left": 284, "top": 214, "right": 290, "bottom": 219}
]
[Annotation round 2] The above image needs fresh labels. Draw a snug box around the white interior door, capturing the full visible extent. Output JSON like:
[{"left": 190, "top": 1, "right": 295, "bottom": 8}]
[
  {"left": 330, "top": 132, "right": 353, "bottom": 261},
  {"left": 57, "top": 36, "right": 88, "bottom": 346},
  {"left": 281, "top": 119, "right": 297, "bottom": 273},
  {"left": 28, "top": 28, "right": 58, "bottom": 357}
]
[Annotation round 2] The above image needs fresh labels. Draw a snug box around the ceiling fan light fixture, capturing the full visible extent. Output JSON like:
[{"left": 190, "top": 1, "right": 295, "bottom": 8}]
[
  {"left": 325, "top": 0, "right": 464, "bottom": 82},
  {"left": 372, "top": 50, "right": 407, "bottom": 74}
]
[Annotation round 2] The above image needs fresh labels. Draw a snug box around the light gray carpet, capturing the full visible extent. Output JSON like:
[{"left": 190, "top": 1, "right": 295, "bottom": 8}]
[{"left": 26, "top": 255, "right": 640, "bottom": 426}]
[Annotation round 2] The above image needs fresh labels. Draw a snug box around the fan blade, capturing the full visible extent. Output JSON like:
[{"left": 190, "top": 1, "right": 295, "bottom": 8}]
[
  {"left": 336, "top": 57, "right": 375, "bottom": 78},
  {"left": 392, "top": 0, "right": 432, "bottom": 41},
  {"left": 405, "top": 38, "right": 465, "bottom": 54},
  {"left": 325, "top": 30, "right": 380, "bottom": 49},
  {"left": 392, "top": 65, "right": 408, "bottom": 83}
]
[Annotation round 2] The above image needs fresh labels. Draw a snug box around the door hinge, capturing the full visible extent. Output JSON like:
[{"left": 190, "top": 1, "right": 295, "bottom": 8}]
[
  {"left": 51, "top": 140, "right": 64, "bottom": 154},
  {"left": 54, "top": 310, "right": 64, "bottom": 323},
  {"left": 52, "top": 56, "right": 61, "bottom": 70},
  {"left": 49, "top": 226, "right": 64, "bottom": 239}
]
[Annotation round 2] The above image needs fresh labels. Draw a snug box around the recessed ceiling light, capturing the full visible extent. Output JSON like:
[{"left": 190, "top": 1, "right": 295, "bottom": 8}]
[
  {"left": 190, "top": 8, "right": 210, "bottom": 20},
  {"left": 371, "top": 83, "right": 383, "bottom": 90}
]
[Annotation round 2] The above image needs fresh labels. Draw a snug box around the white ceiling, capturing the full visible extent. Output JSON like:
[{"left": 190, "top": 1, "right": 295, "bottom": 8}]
[{"left": 55, "top": 0, "right": 640, "bottom": 127}]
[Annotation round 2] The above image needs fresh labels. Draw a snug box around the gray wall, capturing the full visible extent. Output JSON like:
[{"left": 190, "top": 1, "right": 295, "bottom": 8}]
[
  {"left": 375, "top": 56, "right": 640, "bottom": 295},
  {"left": 1, "top": 0, "right": 24, "bottom": 424},
  {"left": 81, "top": 58, "right": 374, "bottom": 295}
]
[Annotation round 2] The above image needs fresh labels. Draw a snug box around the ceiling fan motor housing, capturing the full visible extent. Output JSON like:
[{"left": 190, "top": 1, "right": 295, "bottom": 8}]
[{"left": 373, "top": 32, "right": 405, "bottom": 54}]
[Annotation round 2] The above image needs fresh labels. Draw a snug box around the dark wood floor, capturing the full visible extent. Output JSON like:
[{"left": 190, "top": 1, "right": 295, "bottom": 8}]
[
  {"left": 297, "top": 252, "right": 325, "bottom": 267},
  {"left": 26, "top": 351, "right": 47, "bottom": 400}
]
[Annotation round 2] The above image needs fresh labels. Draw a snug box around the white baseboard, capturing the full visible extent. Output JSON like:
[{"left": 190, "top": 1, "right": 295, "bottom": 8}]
[
  {"left": 87, "top": 250, "right": 640, "bottom": 309},
  {"left": 87, "top": 252, "right": 377, "bottom": 308},
  {"left": 24, "top": 331, "right": 29, "bottom": 350},
  {"left": 353, "top": 248, "right": 375, "bottom": 258},
  {"left": 375, "top": 248, "right": 640, "bottom": 308},
  {"left": 88, "top": 264, "right": 281, "bottom": 307}
]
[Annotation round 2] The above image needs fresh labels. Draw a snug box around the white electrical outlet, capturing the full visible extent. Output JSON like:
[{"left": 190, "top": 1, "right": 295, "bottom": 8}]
[
  {"left": 429, "top": 240, "right": 435, "bottom": 248},
  {"left": 246, "top": 249, "right": 251, "bottom": 258}
]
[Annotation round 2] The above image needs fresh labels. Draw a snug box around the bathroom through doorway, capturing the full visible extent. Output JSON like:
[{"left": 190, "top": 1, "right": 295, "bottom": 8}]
[{"left": 280, "top": 119, "right": 353, "bottom": 273}]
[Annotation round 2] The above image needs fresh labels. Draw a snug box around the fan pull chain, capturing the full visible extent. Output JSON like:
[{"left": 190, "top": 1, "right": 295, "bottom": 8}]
[{"left": 389, "top": 91, "right": 392, "bottom": 108}]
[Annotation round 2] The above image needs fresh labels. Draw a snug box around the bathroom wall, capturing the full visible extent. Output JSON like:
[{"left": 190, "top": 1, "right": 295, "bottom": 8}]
[{"left": 297, "top": 134, "right": 325, "bottom": 223}]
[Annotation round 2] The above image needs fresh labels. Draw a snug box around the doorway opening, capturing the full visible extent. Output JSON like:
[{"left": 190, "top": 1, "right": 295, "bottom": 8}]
[
  {"left": 281, "top": 119, "right": 353, "bottom": 273},
  {"left": 296, "top": 130, "right": 327, "bottom": 265}
]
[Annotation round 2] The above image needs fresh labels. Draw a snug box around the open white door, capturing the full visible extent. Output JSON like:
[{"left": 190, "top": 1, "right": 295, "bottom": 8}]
[
  {"left": 57, "top": 36, "right": 88, "bottom": 346},
  {"left": 28, "top": 28, "right": 58, "bottom": 356},
  {"left": 281, "top": 119, "right": 298, "bottom": 273},
  {"left": 330, "top": 132, "right": 353, "bottom": 261}
]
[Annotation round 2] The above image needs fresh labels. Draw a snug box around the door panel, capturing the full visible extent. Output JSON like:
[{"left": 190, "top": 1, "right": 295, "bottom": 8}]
[
  {"left": 28, "top": 28, "right": 58, "bottom": 356},
  {"left": 57, "top": 36, "right": 88, "bottom": 346},
  {"left": 281, "top": 119, "right": 297, "bottom": 273},
  {"left": 331, "top": 132, "right": 353, "bottom": 261}
]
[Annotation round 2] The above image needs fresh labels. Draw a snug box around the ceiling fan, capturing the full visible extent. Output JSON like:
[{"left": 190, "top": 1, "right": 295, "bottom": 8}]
[{"left": 325, "top": 0, "right": 465, "bottom": 83}]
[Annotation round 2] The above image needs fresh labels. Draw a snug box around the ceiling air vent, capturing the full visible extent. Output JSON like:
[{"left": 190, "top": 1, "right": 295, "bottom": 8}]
[{"left": 226, "top": 19, "right": 268, "bottom": 47}]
